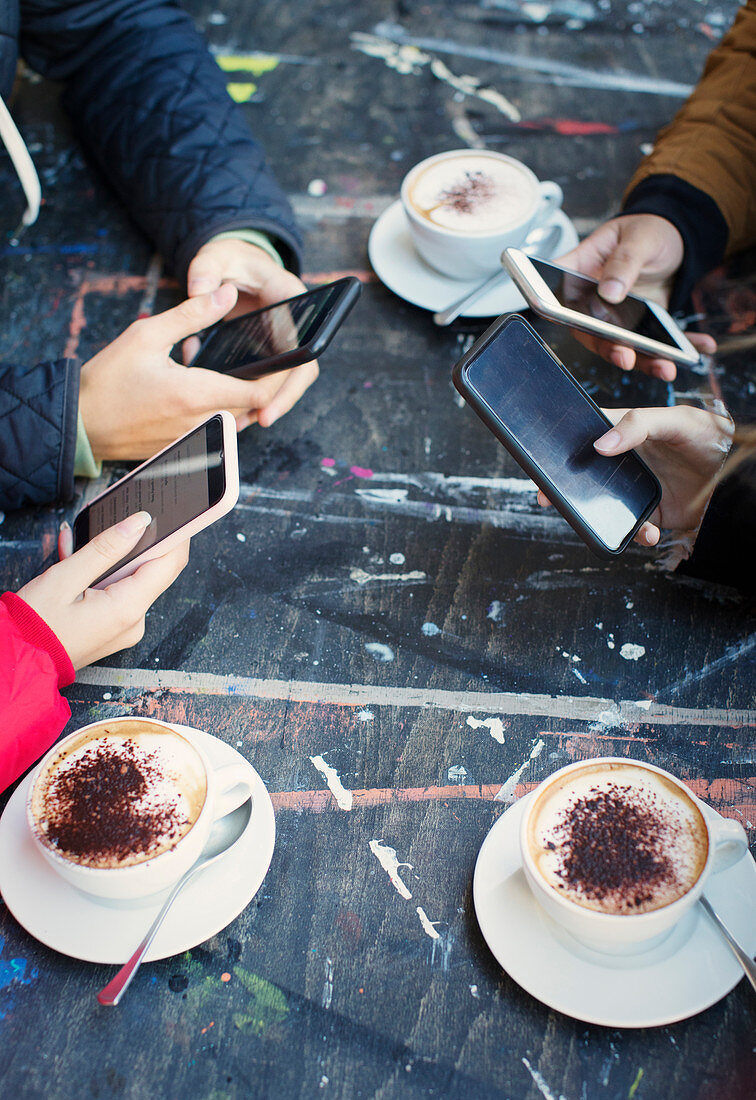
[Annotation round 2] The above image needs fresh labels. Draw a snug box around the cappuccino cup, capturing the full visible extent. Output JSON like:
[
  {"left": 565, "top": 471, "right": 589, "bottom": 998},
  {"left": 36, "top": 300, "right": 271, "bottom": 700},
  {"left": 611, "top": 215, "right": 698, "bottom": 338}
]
[
  {"left": 27, "top": 716, "right": 253, "bottom": 904},
  {"left": 400, "top": 149, "right": 563, "bottom": 280},
  {"left": 519, "top": 757, "right": 748, "bottom": 955}
]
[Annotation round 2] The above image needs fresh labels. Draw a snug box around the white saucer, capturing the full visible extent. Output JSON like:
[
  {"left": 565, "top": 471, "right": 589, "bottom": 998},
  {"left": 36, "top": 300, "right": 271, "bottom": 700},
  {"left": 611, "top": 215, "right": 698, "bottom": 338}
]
[
  {"left": 368, "top": 201, "right": 579, "bottom": 317},
  {"left": 473, "top": 794, "right": 756, "bottom": 1028},
  {"left": 0, "top": 725, "right": 275, "bottom": 964}
]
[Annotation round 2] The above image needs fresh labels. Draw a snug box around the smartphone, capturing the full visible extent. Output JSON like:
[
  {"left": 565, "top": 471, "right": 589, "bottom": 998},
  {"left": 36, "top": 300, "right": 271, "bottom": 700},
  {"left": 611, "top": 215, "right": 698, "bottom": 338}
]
[
  {"left": 452, "top": 314, "right": 661, "bottom": 558},
  {"left": 72, "top": 411, "right": 240, "bottom": 587},
  {"left": 502, "top": 249, "right": 701, "bottom": 367},
  {"left": 188, "top": 276, "right": 362, "bottom": 379}
]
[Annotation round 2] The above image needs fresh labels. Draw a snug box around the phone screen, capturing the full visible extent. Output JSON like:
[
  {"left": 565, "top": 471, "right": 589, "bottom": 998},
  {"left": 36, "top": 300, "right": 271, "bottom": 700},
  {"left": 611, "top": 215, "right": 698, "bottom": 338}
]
[
  {"left": 73, "top": 416, "right": 226, "bottom": 581},
  {"left": 529, "top": 257, "right": 680, "bottom": 349},
  {"left": 191, "top": 281, "right": 347, "bottom": 375},
  {"left": 461, "top": 318, "right": 659, "bottom": 552}
]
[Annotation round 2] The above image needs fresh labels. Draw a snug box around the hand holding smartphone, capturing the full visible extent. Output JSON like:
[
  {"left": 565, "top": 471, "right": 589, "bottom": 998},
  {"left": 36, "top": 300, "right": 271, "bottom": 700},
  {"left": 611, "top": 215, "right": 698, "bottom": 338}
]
[
  {"left": 452, "top": 314, "right": 661, "bottom": 558},
  {"left": 188, "top": 276, "right": 361, "bottom": 379},
  {"left": 502, "top": 249, "right": 701, "bottom": 368},
  {"left": 72, "top": 411, "right": 239, "bottom": 587}
]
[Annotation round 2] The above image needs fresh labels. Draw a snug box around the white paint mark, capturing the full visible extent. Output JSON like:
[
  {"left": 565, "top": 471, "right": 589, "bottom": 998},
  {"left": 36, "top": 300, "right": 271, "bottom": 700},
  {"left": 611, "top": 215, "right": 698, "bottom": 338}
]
[
  {"left": 633, "top": 699, "right": 653, "bottom": 710},
  {"left": 102, "top": 692, "right": 111, "bottom": 700},
  {"left": 350, "top": 567, "right": 426, "bottom": 585},
  {"left": 422, "top": 622, "right": 442, "bottom": 636},
  {"left": 522, "top": 1057, "right": 567, "bottom": 1100},
  {"left": 357, "top": 708, "right": 375, "bottom": 722},
  {"left": 620, "top": 643, "right": 646, "bottom": 661},
  {"left": 369, "top": 840, "right": 413, "bottom": 899},
  {"left": 495, "top": 738, "right": 546, "bottom": 802},
  {"left": 365, "top": 642, "right": 395, "bottom": 662},
  {"left": 75, "top": 667, "right": 755, "bottom": 728},
  {"left": 309, "top": 755, "right": 353, "bottom": 810},
  {"left": 366, "top": 22, "right": 694, "bottom": 97},
  {"left": 236, "top": 532, "right": 246, "bottom": 542},
  {"left": 448, "top": 765, "right": 468, "bottom": 783},
  {"left": 307, "top": 178, "right": 327, "bottom": 196},
  {"left": 487, "top": 600, "right": 505, "bottom": 623},
  {"left": 470, "top": 984, "right": 480, "bottom": 998},
  {"left": 322, "top": 957, "right": 334, "bottom": 1009},
  {"left": 607, "top": 633, "right": 616, "bottom": 650},
  {"left": 467, "top": 714, "right": 506, "bottom": 744},
  {"left": 573, "top": 668, "right": 588, "bottom": 684},
  {"left": 416, "top": 906, "right": 441, "bottom": 940},
  {"left": 355, "top": 488, "right": 409, "bottom": 504},
  {"left": 389, "top": 552, "right": 406, "bottom": 565}
]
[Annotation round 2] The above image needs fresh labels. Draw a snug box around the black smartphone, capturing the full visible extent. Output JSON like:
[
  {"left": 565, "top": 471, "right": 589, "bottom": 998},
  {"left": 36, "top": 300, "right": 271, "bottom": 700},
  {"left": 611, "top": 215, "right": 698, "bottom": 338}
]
[
  {"left": 452, "top": 314, "right": 662, "bottom": 558},
  {"left": 72, "top": 412, "right": 239, "bottom": 587},
  {"left": 188, "top": 276, "right": 362, "bottom": 379}
]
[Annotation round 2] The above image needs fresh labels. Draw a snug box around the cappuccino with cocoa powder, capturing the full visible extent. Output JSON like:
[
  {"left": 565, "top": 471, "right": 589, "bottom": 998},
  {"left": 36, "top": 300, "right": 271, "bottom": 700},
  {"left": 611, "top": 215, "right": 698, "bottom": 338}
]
[
  {"left": 407, "top": 152, "right": 535, "bottom": 235},
  {"left": 526, "top": 761, "right": 709, "bottom": 915},
  {"left": 30, "top": 719, "right": 207, "bottom": 870}
]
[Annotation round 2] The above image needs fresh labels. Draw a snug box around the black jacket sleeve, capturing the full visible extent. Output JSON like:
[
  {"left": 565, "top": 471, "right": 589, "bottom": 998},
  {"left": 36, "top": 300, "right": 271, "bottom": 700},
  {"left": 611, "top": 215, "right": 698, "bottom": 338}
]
[
  {"left": 0, "top": 357, "right": 79, "bottom": 511},
  {"left": 621, "top": 175, "right": 729, "bottom": 313},
  {"left": 675, "top": 460, "right": 756, "bottom": 597},
  {"left": 18, "top": 0, "right": 303, "bottom": 282}
]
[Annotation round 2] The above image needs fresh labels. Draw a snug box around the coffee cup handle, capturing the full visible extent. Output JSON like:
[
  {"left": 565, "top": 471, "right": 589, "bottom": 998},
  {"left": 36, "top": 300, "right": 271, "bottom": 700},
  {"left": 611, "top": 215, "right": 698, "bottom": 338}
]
[
  {"left": 533, "top": 181, "right": 563, "bottom": 229},
  {"left": 710, "top": 816, "right": 749, "bottom": 874},
  {"left": 214, "top": 763, "right": 255, "bottom": 818}
]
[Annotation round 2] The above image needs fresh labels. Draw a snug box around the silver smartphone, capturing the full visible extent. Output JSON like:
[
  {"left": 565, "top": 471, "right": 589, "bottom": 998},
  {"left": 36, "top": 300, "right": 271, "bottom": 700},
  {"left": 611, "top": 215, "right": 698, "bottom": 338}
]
[{"left": 502, "top": 248, "right": 701, "bottom": 367}]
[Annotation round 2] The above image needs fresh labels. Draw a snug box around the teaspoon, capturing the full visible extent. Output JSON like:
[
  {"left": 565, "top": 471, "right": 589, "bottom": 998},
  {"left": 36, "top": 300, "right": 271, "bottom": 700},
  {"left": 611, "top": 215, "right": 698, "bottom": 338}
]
[
  {"left": 432, "top": 223, "right": 561, "bottom": 326},
  {"left": 699, "top": 895, "right": 756, "bottom": 993},
  {"left": 97, "top": 798, "right": 253, "bottom": 1006}
]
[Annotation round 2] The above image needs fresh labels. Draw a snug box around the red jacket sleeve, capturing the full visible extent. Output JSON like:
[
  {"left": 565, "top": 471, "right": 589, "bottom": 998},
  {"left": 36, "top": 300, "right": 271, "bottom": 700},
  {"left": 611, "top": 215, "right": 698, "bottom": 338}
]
[{"left": 0, "top": 593, "right": 75, "bottom": 793}]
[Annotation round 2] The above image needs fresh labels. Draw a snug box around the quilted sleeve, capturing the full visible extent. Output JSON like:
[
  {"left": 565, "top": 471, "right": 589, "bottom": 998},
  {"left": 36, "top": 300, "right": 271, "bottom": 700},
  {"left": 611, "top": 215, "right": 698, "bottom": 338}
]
[
  {"left": 19, "top": 0, "right": 304, "bottom": 282},
  {"left": 0, "top": 357, "right": 79, "bottom": 511}
]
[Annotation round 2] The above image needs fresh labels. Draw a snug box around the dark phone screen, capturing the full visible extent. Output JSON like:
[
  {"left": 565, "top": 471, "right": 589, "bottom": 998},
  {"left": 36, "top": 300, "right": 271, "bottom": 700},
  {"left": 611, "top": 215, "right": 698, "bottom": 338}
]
[
  {"left": 530, "top": 257, "right": 680, "bottom": 349},
  {"left": 463, "top": 320, "right": 659, "bottom": 551},
  {"left": 73, "top": 417, "right": 225, "bottom": 582},
  {"left": 191, "top": 282, "right": 345, "bottom": 374}
]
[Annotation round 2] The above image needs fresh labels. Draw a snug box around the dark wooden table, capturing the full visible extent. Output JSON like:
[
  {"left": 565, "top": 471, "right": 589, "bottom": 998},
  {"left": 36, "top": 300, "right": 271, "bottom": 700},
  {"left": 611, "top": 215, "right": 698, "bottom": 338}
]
[{"left": 1, "top": 2, "right": 754, "bottom": 1097}]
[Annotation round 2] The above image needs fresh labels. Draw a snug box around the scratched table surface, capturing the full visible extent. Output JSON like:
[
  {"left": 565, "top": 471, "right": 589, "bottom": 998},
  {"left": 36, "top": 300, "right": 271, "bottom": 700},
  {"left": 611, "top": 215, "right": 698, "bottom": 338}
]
[{"left": 0, "top": 1, "right": 754, "bottom": 1097}]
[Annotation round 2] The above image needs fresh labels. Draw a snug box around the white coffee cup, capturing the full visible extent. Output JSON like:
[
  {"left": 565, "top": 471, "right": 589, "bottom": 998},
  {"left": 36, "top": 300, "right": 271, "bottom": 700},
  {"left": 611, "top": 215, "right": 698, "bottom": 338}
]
[
  {"left": 519, "top": 757, "right": 748, "bottom": 955},
  {"left": 27, "top": 716, "right": 253, "bottom": 904},
  {"left": 400, "top": 149, "right": 563, "bottom": 280}
]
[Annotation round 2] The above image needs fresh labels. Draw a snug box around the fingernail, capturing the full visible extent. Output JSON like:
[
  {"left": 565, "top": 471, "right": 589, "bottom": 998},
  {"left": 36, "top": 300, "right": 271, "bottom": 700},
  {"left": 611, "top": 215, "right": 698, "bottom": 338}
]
[
  {"left": 189, "top": 277, "right": 214, "bottom": 295},
  {"left": 116, "top": 511, "right": 152, "bottom": 537},
  {"left": 595, "top": 430, "right": 620, "bottom": 452},
  {"left": 600, "top": 279, "right": 625, "bottom": 303},
  {"left": 212, "top": 284, "right": 234, "bottom": 305},
  {"left": 59, "top": 520, "right": 71, "bottom": 533}
]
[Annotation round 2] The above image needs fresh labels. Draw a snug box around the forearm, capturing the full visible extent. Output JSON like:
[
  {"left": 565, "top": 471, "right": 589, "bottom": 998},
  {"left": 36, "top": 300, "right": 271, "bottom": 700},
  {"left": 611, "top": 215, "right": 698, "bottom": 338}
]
[
  {"left": 0, "top": 357, "right": 79, "bottom": 511},
  {"left": 20, "top": 0, "right": 303, "bottom": 281},
  {"left": 0, "top": 594, "right": 74, "bottom": 792},
  {"left": 623, "top": 0, "right": 756, "bottom": 266}
]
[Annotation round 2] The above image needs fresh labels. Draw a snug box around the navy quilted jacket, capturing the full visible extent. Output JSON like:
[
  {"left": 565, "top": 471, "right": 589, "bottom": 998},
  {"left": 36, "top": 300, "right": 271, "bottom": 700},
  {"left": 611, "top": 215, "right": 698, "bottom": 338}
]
[{"left": 0, "top": 0, "right": 303, "bottom": 512}]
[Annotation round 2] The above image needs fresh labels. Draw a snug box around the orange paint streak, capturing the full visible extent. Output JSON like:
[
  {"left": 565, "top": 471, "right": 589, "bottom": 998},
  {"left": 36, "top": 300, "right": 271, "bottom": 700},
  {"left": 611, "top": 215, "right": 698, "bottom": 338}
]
[{"left": 270, "top": 778, "right": 756, "bottom": 824}]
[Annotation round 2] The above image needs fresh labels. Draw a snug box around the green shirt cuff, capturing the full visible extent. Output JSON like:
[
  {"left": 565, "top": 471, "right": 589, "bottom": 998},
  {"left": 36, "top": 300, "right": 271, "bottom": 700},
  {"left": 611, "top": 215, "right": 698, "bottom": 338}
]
[
  {"left": 206, "top": 230, "right": 284, "bottom": 268},
  {"left": 74, "top": 410, "right": 102, "bottom": 479}
]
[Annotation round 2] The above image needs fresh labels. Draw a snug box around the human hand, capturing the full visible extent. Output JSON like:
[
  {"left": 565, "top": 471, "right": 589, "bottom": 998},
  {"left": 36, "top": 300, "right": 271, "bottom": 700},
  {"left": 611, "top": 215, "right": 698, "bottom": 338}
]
[
  {"left": 185, "top": 238, "right": 319, "bottom": 427},
  {"left": 18, "top": 512, "right": 189, "bottom": 669},
  {"left": 536, "top": 405, "right": 733, "bottom": 547},
  {"left": 79, "top": 284, "right": 311, "bottom": 462},
  {"left": 558, "top": 215, "right": 716, "bottom": 380}
]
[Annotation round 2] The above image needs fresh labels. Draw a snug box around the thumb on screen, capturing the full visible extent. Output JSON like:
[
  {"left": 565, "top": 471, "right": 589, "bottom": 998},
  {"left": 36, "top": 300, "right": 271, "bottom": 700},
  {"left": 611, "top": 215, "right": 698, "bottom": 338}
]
[{"left": 60, "top": 511, "right": 153, "bottom": 594}]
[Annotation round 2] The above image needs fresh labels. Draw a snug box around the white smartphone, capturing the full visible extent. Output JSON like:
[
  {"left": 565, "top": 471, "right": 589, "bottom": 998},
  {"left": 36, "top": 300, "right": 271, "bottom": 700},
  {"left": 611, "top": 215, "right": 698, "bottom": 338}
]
[
  {"left": 72, "top": 411, "right": 239, "bottom": 588},
  {"left": 502, "top": 248, "right": 702, "bottom": 367}
]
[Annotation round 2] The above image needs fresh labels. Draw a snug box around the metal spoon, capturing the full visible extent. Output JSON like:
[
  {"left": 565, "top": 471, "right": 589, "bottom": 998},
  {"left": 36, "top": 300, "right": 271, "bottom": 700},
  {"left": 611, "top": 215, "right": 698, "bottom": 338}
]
[
  {"left": 699, "top": 895, "right": 756, "bottom": 993},
  {"left": 432, "top": 223, "right": 561, "bottom": 326},
  {"left": 97, "top": 798, "right": 253, "bottom": 1006}
]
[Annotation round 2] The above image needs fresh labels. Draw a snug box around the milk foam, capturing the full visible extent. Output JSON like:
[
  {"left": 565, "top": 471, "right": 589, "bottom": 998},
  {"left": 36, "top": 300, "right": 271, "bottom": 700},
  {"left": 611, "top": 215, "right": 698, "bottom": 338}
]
[
  {"left": 32, "top": 723, "right": 207, "bottom": 869},
  {"left": 409, "top": 154, "right": 535, "bottom": 233},
  {"left": 528, "top": 763, "right": 708, "bottom": 915}
]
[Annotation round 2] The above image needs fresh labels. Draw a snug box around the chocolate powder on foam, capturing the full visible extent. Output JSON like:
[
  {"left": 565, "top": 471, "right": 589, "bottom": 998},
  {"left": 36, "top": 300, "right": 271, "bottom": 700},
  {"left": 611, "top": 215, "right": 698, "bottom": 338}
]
[
  {"left": 438, "top": 170, "right": 496, "bottom": 215},
  {"left": 552, "top": 784, "right": 687, "bottom": 911},
  {"left": 42, "top": 739, "right": 185, "bottom": 866}
]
